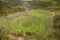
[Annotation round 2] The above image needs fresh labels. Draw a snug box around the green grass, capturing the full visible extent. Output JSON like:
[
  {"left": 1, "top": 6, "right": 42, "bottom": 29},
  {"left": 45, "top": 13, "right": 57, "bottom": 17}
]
[
  {"left": 31, "top": 10, "right": 55, "bottom": 19},
  {"left": 0, "top": 10, "right": 55, "bottom": 40}
]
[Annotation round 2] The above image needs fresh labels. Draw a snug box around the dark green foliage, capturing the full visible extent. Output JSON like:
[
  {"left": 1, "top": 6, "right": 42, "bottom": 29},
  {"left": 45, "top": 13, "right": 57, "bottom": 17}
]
[
  {"left": 0, "top": 0, "right": 60, "bottom": 16},
  {"left": 0, "top": 1, "right": 24, "bottom": 16},
  {"left": 31, "top": 1, "right": 52, "bottom": 9},
  {"left": 54, "top": 32, "right": 60, "bottom": 40},
  {"left": 53, "top": 15, "right": 60, "bottom": 40},
  {"left": 54, "top": 15, "right": 60, "bottom": 29},
  {"left": 31, "top": 1, "right": 60, "bottom": 11}
]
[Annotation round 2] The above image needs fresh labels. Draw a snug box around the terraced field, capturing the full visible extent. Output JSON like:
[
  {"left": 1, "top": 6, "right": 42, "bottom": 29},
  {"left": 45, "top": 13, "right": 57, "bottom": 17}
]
[{"left": 0, "top": 10, "right": 55, "bottom": 40}]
